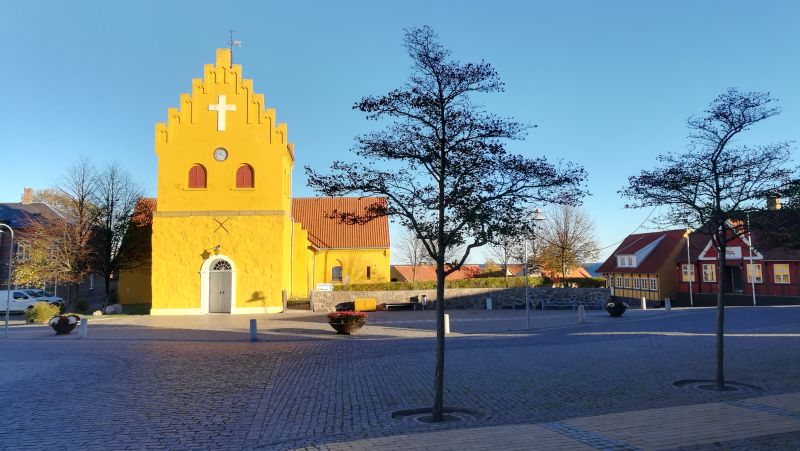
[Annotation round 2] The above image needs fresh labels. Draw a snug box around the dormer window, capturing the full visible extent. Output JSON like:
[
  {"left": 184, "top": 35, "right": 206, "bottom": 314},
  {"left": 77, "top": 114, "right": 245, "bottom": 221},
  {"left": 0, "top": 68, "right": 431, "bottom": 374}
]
[{"left": 617, "top": 255, "right": 637, "bottom": 268}]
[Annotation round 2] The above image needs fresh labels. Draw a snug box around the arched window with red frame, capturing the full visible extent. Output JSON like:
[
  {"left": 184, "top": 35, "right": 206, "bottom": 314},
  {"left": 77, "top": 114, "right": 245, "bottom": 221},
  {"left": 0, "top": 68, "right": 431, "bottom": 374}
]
[
  {"left": 188, "top": 164, "right": 207, "bottom": 188},
  {"left": 236, "top": 164, "right": 254, "bottom": 188}
]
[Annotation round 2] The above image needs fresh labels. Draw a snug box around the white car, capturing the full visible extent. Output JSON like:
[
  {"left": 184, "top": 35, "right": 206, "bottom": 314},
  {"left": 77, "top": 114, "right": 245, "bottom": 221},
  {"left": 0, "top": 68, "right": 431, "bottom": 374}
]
[
  {"left": 0, "top": 290, "right": 61, "bottom": 312},
  {"left": 22, "top": 289, "right": 64, "bottom": 305}
]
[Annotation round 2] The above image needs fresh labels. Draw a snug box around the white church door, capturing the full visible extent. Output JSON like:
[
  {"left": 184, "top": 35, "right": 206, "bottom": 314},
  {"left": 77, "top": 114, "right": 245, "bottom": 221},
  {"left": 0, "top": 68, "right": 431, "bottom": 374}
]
[{"left": 209, "top": 260, "right": 233, "bottom": 313}]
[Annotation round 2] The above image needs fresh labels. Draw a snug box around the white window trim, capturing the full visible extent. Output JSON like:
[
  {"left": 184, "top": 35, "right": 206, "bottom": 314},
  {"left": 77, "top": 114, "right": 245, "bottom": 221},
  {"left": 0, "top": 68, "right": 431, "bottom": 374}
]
[
  {"left": 633, "top": 278, "right": 641, "bottom": 289},
  {"left": 702, "top": 264, "right": 717, "bottom": 283},
  {"left": 774, "top": 264, "right": 791, "bottom": 284},
  {"left": 746, "top": 263, "right": 763, "bottom": 284},
  {"left": 649, "top": 278, "right": 657, "bottom": 291},
  {"left": 681, "top": 264, "right": 695, "bottom": 282},
  {"left": 623, "top": 277, "right": 630, "bottom": 288}
]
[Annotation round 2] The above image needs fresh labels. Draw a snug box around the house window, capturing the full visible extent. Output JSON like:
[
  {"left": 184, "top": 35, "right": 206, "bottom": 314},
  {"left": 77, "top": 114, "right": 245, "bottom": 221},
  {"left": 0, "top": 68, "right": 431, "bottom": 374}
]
[
  {"left": 235, "top": 164, "right": 254, "bottom": 188},
  {"left": 649, "top": 278, "right": 657, "bottom": 291},
  {"left": 331, "top": 266, "right": 343, "bottom": 282},
  {"left": 702, "top": 264, "right": 716, "bottom": 282},
  {"left": 15, "top": 243, "right": 30, "bottom": 262},
  {"left": 616, "top": 276, "right": 623, "bottom": 288},
  {"left": 633, "top": 278, "right": 641, "bottom": 289},
  {"left": 188, "top": 164, "right": 207, "bottom": 188},
  {"left": 623, "top": 277, "right": 630, "bottom": 288},
  {"left": 774, "top": 264, "right": 790, "bottom": 284},
  {"left": 681, "top": 264, "right": 695, "bottom": 282},
  {"left": 746, "top": 264, "right": 763, "bottom": 283},
  {"left": 366, "top": 266, "right": 371, "bottom": 280}
]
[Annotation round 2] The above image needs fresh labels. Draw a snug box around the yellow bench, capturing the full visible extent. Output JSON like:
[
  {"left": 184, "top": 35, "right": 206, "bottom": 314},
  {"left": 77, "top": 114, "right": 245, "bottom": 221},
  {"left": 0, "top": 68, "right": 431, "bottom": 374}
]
[{"left": 354, "top": 297, "right": 377, "bottom": 312}]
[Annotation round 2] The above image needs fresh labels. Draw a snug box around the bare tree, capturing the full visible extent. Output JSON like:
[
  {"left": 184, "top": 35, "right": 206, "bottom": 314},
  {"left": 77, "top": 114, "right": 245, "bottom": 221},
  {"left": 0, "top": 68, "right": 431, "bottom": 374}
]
[
  {"left": 306, "top": 26, "right": 587, "bottom": 421},
  {"left": 486, "top": 239, "right": 517, "bottom": 281},
  {"left": 621, "top": 88, "right": 795, "bottom": 389},
  {"left": 538, "top": 205, "right": 599, "bottom": 283},
  {"left": 394, "top": 227, "right": 431, "bottom": 283},
  {"left": 93, "top": 163, "right": 144, "bottom": 305},
  {"left": 48, "top": 160, "right": 100, "bottom": 306}
]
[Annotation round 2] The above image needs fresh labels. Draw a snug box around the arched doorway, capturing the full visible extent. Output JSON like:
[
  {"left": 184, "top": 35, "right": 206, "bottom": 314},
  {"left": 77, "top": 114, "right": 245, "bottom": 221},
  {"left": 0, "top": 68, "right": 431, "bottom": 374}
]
[{"left": 209, "top": 259, "right": 233, "bottom": 313}]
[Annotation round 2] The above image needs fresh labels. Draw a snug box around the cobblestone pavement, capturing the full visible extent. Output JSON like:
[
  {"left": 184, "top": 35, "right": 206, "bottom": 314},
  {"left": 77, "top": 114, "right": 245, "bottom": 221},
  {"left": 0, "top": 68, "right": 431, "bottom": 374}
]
[{"left": 0, "top": 306, "right": 798, "bottom": 449}]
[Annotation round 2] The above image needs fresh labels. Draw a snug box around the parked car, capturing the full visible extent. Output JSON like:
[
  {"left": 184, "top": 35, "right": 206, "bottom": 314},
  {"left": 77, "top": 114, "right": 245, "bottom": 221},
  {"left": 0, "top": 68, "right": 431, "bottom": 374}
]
[
  {"left": 0, "top": 290, "right": 61, "bottom": 312},
  {"left": 27, "top": 289, "right": 63, "bottom": 305}
]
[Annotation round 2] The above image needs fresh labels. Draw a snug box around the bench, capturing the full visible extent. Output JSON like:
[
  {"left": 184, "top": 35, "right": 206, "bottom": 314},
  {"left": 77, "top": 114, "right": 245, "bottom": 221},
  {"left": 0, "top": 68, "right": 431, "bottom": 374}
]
[{"left": 381, "top": 302, "right": 418, "bottom": 311}]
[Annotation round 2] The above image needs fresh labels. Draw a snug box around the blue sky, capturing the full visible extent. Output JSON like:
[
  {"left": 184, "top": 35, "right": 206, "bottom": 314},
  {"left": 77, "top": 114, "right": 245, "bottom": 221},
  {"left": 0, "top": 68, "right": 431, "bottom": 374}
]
[{"left": 2, "top": 0, "right": 798, "bottom": 262}]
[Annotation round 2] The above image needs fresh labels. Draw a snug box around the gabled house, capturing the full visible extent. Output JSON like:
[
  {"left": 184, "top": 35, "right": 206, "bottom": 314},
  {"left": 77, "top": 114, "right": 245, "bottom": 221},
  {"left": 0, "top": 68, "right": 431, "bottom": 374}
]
[
  {"left": 597, "top": 229, "right": 689, "bottom": 304},
  {"left": 0, "top": 188, "right": 103, "bottom": 306},
  {"left": 676, "top": 208, "right": 800, "bottom": 305}
]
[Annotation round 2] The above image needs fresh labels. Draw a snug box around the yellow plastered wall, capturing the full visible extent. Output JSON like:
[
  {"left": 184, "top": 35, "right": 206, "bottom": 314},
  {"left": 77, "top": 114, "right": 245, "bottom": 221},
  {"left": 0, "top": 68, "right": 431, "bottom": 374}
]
[
  {"left": 151, "top": 48, "right": 293, "bottom": 314},
  {"left": 151, "top": 215, "right": 289, "bottom": 313},
  {"left": 291, "top": 223, "right": 313, "bottom": 298},
  {"left": 118, "top": 267, "right": 151, "bottom": 304},
  {"left": 154, "top": 48, "right": 293, "bottom": 214},
  {"left": 315, "top": 248, "right": 390, "bottom": 286}
]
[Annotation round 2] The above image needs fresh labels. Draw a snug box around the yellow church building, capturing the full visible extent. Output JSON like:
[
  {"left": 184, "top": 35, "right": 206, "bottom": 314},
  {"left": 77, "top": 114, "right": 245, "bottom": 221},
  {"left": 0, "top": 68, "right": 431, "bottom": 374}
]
[{"left": 119, "top": 48, "right": 389, "bottom": 314}]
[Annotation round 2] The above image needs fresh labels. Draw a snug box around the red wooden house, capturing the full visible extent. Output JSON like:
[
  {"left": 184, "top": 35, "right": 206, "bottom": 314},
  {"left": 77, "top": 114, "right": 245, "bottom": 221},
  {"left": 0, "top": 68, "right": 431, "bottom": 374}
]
[{"left": 676, "top": 212, "right": 800, "bottom": 306}]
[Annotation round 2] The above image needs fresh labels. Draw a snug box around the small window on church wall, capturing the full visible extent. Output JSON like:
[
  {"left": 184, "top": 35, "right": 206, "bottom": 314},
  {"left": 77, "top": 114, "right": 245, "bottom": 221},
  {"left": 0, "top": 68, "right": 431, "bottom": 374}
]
[
  {"left": 367, "top": 266, "right": 371, "bottom": 280},
  {"left": 188, "top": 164, "right": 207, "bottom": 188},
  {"left": 236, "top": 165, "right": 254, "bottom": 188},
  {"left": 332, "top": 266, "right": 343, "bottom": 282}
]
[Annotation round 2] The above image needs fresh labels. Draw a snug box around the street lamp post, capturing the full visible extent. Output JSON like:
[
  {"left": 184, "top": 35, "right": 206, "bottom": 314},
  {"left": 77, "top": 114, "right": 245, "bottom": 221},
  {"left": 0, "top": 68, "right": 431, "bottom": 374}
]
[
  {"left": 1, "top": 224, "right": 14, "bottom": 338},
  {"left": 525, "top": 208, "right": 546, "bottom": 328}
]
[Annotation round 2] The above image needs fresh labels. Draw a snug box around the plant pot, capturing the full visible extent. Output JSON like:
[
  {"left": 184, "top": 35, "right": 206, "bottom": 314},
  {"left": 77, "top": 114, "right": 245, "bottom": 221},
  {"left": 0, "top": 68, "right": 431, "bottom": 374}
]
[
  {"left": 329, "top": 321, "right": 365, "bottom": 335},
  {"left": 606, "top": 302, "right": 627, "bottom": 317},
  {"left": 51, "top": 322, "right": 78, "bottom": 335}
]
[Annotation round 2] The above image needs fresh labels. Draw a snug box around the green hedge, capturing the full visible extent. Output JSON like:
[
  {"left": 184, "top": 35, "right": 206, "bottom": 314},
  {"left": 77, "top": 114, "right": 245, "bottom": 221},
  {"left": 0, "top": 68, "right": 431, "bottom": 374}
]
[{"left": 333, "top": 275, "right": 607, "bottom": 292}]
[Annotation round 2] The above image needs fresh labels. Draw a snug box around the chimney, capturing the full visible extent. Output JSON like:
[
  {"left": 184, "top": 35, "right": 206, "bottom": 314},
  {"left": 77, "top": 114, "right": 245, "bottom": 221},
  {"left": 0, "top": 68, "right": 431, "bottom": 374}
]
[
  {"left": 767, "top": 194, "right": 782, "bottom": 211},
  {"left": 21, "top": 188, "right": 33, "bottom": 205}
]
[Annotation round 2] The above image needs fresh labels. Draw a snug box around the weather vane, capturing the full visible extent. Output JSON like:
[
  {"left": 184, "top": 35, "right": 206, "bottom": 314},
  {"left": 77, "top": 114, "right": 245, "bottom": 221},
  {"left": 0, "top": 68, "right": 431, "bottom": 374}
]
[{"left": 228, "top": 30, "right": 242, "bottom": 67}]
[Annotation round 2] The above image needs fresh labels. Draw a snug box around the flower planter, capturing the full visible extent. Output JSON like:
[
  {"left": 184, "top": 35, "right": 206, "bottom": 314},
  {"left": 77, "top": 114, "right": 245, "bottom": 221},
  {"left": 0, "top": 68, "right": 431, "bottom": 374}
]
[
  {"left": 606, "top": 302, "right": 627, "bottom": 317},
  {"left": 49, "top": 314, "right": 81, "bottom": 335},
  {"left": 329, "top": 322, "right": 365, "bottom": 335},
  {"left": 327, "top": 311, "right": 367, "bottom": 335}
]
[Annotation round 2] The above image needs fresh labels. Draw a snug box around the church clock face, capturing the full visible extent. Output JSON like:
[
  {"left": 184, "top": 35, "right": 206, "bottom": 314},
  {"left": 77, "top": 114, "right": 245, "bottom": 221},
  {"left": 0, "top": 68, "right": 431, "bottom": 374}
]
[{"left": 213, "top": 147, "right": 228, "bottom": 162}]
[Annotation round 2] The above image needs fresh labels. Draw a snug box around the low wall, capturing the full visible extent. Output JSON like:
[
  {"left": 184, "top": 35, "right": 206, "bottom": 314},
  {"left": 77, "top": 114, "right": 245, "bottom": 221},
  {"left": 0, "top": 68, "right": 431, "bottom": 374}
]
[{"left": 311, "top": 287, "right": 611, "bottom": 312}]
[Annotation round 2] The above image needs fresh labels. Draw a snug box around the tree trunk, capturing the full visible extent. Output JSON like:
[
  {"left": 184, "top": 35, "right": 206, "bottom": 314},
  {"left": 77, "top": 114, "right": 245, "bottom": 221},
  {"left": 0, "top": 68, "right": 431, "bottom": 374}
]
[
  {"left": 432, "top": 260, "right": 446, "bottom": 421},
  {"left": 715, "top": 240, "right": 727, "bottom": 390}
]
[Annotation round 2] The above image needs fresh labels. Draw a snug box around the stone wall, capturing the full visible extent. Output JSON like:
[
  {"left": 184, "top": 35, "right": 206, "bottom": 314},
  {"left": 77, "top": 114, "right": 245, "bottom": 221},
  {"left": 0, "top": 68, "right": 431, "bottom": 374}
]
[{"left": 311, "top": 287, "right": 611, "bottom": 312}]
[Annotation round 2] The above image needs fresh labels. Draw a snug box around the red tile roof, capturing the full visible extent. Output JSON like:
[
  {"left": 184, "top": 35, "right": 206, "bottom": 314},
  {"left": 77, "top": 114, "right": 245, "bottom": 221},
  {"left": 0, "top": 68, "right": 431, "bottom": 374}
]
[
  {"left": 292, "top": 197, "right": 390, "bottom": 249},
  {"left": 597, "top": 229, "right": 687, "bottom": 274},
  {"left": 392, "top": 264, "right": 482, "bottom": 282},
  {"left": 503, "top": 264, "right": 593, "bottom": 278}
]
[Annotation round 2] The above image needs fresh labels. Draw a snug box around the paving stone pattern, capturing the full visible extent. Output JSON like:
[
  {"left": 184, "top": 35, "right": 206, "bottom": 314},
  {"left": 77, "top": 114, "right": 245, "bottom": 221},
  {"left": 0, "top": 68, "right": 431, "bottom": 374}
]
[{"left": 0, "top": 307, "right": 799, "bottom": 450}]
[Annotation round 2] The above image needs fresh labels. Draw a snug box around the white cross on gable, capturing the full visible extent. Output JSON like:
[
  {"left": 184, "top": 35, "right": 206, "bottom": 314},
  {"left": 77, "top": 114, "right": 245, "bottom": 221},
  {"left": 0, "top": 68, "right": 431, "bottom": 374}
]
[{"left": 208, "top": 94, "right": 236, "bottom": 131}]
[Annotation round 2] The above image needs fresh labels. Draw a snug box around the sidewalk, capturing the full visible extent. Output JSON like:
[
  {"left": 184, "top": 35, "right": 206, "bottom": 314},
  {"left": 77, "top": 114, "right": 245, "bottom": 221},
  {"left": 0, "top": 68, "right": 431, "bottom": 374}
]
[{"left": 305, "top": 392, "right": 800, "bottom": 450}]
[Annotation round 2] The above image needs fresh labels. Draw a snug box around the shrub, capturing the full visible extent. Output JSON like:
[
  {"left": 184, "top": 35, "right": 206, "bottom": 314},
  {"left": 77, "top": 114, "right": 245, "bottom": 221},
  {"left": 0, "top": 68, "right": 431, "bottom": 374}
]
[
  {"left": 76, "top": 301, "right": 89, "bottom": 312},
  {"left": 25, "top": 302, "right": 61, "bottom": 324},
  {"left": 334, "top": 276, "right": 546, "bottom": 292}
]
